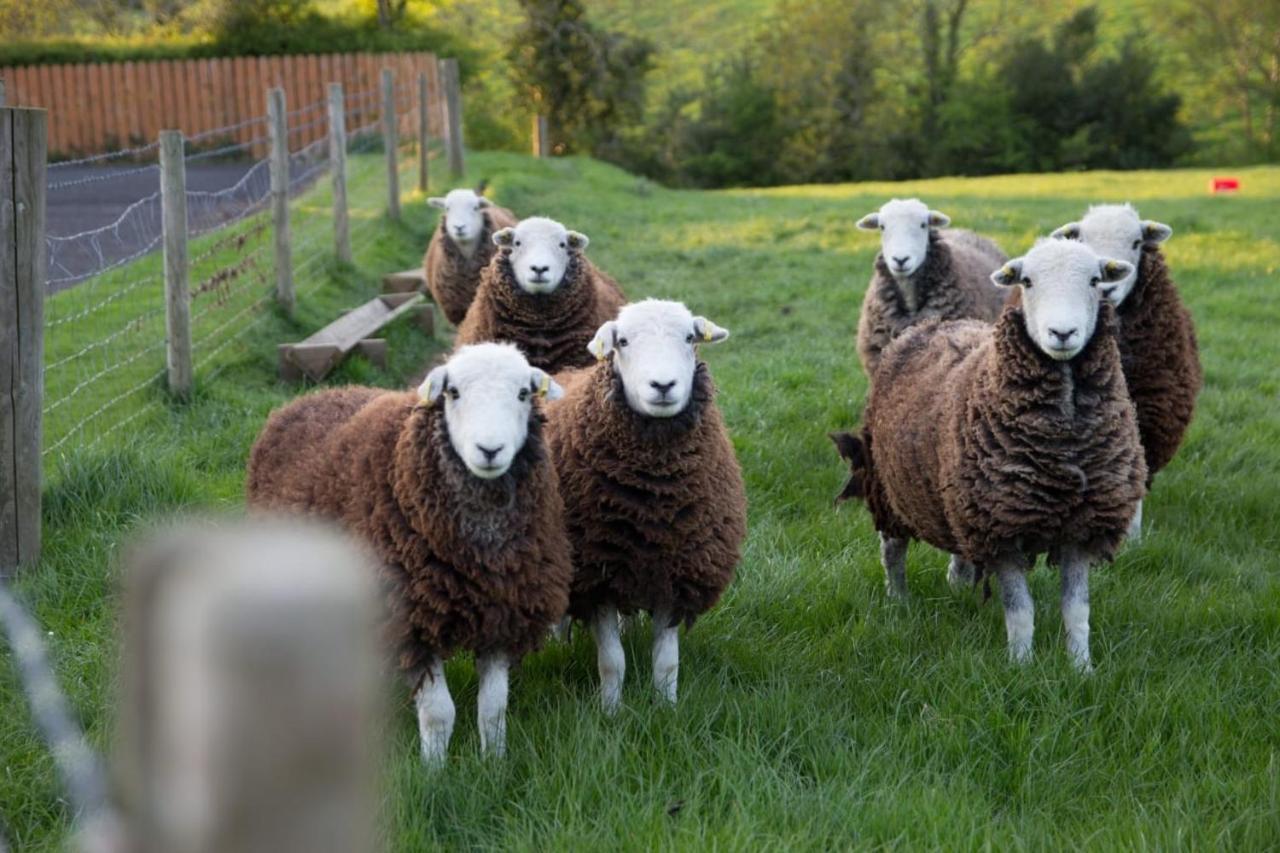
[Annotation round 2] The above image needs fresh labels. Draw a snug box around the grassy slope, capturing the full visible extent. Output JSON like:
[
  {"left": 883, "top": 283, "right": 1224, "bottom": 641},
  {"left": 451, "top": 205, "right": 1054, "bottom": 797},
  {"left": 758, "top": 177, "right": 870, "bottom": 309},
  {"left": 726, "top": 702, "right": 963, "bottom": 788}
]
[{"left": 5, "top": 154, "right": 1280, "bottom": 848}]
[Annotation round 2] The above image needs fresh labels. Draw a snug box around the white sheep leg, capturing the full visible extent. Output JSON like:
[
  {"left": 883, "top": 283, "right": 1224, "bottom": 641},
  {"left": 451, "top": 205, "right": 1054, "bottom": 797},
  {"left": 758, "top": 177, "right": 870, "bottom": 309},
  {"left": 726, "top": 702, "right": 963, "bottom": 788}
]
[
  {"left": 1127, "top": 499, "right": 1144, "bottom": 543},
  {"left": 415, "top": 659, "right": 455, "bottom": 767},
  {"left": 651, "top": 608, "right": 679, "bottom": 706},
  {"left": 946, "top": 554, "right": 975, "bottom": 591},
  {"left": 592, "top": 605, "right": 625, "bottom": 715},
  {"left": 476, "top": 652, "right": 510, "bottom": 758},
  {"left": 1060, "top": 554, "right": 1093, "bottom": 673},
  {"left": 996, "top": 567, "right": 1034, "bottom": 663},
  {"left": 880, "top": 533, "right": 908, "bottom": 599},
  {"left": 551, "top": 616, "right": 572, "bottom": 642}
]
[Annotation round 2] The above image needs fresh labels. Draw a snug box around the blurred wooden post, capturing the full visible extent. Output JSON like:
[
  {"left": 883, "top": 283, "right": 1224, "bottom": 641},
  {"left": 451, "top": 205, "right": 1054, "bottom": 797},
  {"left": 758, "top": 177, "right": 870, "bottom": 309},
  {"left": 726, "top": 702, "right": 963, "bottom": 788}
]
[
  {"left": 328, "top": 83, "right": 351, "bottom": 264},
  {"left": 159, "top": 130, "right": 193, "bottom": 400},
  {"left": 0, "top": 79, "right": 6, "bottom": 108},
  {"left": 532, "top": 115, "right": 549, "bottom": 157},
  {"left": 267, "top": 87, "right": 294, "bottom": 314},
  {"left": 381, "top": 68, "right": 400, "bottom": 221},
  {"left": 121, "top": 519, "right": 383, "bottom": 853},
  {"left": 0, "top": 107, "right": 46, "bottom": 574},
  {"left": 417, "top": 70, "right": 430, "bottom": 194},
  {"left": 440, "top": 58, "right": 464, "bottom": 179}
]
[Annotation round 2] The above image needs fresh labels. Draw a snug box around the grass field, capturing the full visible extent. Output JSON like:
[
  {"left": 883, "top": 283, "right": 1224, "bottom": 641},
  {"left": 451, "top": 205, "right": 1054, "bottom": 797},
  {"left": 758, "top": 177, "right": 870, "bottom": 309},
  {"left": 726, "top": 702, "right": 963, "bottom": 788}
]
[{"left": 3, "top": 154, "right": 1279, "bottom": 849}]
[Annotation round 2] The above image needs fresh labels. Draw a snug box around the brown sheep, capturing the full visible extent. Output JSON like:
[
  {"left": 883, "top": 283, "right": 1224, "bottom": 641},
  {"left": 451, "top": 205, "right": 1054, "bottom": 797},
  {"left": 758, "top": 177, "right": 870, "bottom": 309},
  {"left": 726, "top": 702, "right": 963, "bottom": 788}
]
[
  {"left": 424, "top": 190, "right": 518, "bottom": 325},
  {"left": 544, "top": 300, "right": 746, "bottom": 712},
  {"left": 1050, "top": 204, "right": 1202, "bottom": 538},
  {"left": 855, "top": 198, "right": 1008, "bottom": 378},
  {"left": 246, "top": 343, "right": 572, "bottom": 764},
  {"left": 836, "top": 240, "right": 1147, "bottom": 670},
  {"left": 455, "top": 216, "right": 626, "bottom": 373}
]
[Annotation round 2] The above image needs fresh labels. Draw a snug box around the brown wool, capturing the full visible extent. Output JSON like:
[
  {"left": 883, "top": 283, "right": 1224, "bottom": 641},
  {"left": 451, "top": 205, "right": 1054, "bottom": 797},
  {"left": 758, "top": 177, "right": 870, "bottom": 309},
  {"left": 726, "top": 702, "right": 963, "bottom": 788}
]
[{"left": 423, "top": 205, "right": 519, "bottom": 325}]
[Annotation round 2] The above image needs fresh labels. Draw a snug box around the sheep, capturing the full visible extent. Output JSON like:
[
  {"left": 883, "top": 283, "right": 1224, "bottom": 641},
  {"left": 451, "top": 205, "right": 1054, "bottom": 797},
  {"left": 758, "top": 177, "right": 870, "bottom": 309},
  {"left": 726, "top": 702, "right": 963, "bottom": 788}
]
[
  {"left": 543, "top": 299, "right": 746, "bottom": 712},
  {"left": 424, "top": 188, "right": 519, "bottom": 325},
  {"left": 1050, "top": 204, "right": 1202, "bottom": 539},
  {"left": 855, "top": 198, "right": 1008, "bottom": 378},
  {"left": 245, "top": 343, "right": 573, "bottom": 764},
  {"left": 834, "top": 239, "right": 1147, "bottom": 669},
  {"left": 456, "top": 216, "right": 628, "bottom": 372}
]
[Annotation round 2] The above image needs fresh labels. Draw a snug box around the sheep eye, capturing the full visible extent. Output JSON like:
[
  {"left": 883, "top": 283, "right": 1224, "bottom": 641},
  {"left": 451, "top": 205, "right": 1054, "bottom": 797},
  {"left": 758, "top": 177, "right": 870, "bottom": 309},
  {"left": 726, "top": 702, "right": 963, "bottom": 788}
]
[
  {"left": 1090, "top": 276, "right": 1101, "bottom": 287},
  {"left": 920, "top": 222, "right": 927, "bottom": 229},
  {"left": 559, "top": 242, "right": 566, "bottom": 249},
  {"left": 447, "top": 387, "right": 460, "bottom": 401},
  {"left": 685, "top": 333, "right": 695, "bottom": 344},
  {"left": 1132, "top": 239, "right": 1141, "bottom": 249},
  {"left": 515, "top": 240, "right": 522, "bottom": 247},
  {"left": 879, "top": 224, "right": 885, "bottom": 231},
  {"left": 518, "top": 388, "right": 530, "bottom": 402},
  {"left": 1021, "top": 277, "right": 1032, "bottom": 287},
  {"left": 618, "top": 338, "right": 629, "bottom": 348}
]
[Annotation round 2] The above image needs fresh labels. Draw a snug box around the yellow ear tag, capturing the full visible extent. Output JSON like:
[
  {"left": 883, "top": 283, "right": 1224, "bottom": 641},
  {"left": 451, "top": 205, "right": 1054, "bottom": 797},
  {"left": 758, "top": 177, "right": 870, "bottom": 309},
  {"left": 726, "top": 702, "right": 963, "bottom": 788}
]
[
  {"left": 1105, "top": 261, "right": 1120, "bottom": 276},
  {"left": 538, "top": 374, "right": 551, "bottom": 397},
  {"left": 702, "top": 325, "right": 714, "bottom": 342},
  {"left": 593, "top": 339, "right": 606, "bottom": 361}
]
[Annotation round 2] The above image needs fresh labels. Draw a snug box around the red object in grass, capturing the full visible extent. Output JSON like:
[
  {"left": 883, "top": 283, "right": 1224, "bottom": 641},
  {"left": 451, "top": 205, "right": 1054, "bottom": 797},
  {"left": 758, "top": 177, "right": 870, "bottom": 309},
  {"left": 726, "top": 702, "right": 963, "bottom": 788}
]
[{"left": 1211, "top": 177, "right": 1240, "bottom": 193}]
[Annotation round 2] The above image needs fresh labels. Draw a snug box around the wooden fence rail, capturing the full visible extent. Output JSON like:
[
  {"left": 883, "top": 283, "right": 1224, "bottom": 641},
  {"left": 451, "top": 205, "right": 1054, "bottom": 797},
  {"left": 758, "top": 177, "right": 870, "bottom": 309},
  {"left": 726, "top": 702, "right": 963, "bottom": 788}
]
[{"left": 0, "top": 52, "right": 443, "bottom": 159}]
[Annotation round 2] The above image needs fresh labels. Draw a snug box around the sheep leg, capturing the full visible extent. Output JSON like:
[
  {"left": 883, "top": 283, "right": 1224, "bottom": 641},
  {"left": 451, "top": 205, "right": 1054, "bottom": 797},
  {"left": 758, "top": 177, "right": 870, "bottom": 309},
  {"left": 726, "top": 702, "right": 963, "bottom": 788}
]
[
  {"left": 651, "top": 608, "right": 679, "bottom": 706},
  {"left": 591, "top": 605, "right": 625, "bottom": 715},
  {"left": 1060, "top": 553, "right": 1093, "bottom": 673},
  {"left": 946, "top": 554, "right": 976, "bottom": 591},
  {"left": 879, "top": 533, "right": 908, "bottom": 599},
  {"left": 476, "top": 652, "right": 510, "bottom": 758},
  {"left": 996, "top": 567, "right": 1034, "bottom": 663},
  {"left": 1127, "top": 499, "right": 1144, "bottom": 543},
  {"left": 414, "top": 659, "right": 455, "bottom": 767}
]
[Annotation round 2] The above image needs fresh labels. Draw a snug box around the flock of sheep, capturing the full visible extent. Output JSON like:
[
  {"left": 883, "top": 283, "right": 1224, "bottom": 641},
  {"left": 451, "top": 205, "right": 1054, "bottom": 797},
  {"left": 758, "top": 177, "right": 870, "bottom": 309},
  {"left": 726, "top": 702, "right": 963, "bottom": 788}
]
[{"left": 242, "top": 185, "right": 1200, "bottom": 765}]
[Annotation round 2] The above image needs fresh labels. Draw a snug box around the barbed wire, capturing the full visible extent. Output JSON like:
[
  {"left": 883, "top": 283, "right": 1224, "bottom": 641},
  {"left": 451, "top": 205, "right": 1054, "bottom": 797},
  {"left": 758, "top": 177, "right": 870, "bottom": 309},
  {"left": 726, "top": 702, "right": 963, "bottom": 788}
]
[
  {"left": 48, "top": 140, "right": 160, "bottom": 170},
  {"left": 47, "top": 163, "right": 160, "bottom": 193}
]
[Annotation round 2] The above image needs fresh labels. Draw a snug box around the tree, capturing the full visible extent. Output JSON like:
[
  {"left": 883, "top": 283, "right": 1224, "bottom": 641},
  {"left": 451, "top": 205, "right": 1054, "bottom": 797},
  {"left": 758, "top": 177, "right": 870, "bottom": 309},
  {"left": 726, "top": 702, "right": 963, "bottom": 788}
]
[{"left": 507, "top": 0, "right": 653, "bottom": 159}]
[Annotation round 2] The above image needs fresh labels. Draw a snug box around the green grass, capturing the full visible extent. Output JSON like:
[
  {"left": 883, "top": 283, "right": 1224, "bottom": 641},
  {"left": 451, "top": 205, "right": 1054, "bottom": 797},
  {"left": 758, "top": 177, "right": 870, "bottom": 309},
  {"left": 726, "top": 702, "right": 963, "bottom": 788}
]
[{"left": 4, "top": 154, "right": 1280, "bottom": 849}]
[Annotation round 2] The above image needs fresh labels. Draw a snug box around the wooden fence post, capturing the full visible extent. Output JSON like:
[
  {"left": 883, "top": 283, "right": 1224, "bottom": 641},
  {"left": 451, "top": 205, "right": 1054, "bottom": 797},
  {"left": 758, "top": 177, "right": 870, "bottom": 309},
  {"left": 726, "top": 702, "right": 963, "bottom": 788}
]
[
  {"left": 532, "top": 114, "right": 549, "bottom": 157},
  {"left": 417, "top": 70, "right": 430, "bottom": 193},
  {"left": 328, "top": 83, "right": 351, "bottom": 264},
  {"left": 0, "top": 107, "right": 46, "bottom": 574},
  {"left": 381, "top": 68, "right": 400, "bottom": 221},
  {"left": 159, "top": 130, "right": 193, "bottom": 400},
  {"left": 267, "top": 87, "right": 294, "bottom": 314},
  {"left": 120, "top": 519, "right": 383, "bottom": 853},
  {"left": 440, "top": 58, "right": 465, "bottom": 179}
]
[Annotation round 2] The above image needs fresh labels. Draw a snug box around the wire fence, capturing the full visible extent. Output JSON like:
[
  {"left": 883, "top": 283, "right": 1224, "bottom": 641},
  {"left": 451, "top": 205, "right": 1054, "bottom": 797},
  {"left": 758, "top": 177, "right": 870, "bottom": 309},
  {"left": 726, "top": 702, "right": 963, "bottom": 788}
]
[{"left": 40, "top": 74, "right": 441, "bottom": 465}]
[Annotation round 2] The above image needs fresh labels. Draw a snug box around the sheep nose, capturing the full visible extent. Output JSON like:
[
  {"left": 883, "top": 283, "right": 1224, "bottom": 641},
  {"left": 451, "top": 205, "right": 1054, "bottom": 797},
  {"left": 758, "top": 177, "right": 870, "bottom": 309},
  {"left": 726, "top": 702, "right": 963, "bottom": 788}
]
[
  {"left": 477, "top": 444, "right": 504, "bottom": 463},
  {"left": 530, "top": 265, "right": 550, "bottom": 276},
  {"left": 650, "top": 380, "right": 677, "bottom": 397},
  {"left": 892, "top": 255, "right": 909, "bottom": 268},
  {"left": 1049, "top": 327, "right": 1077, "bottom": 343}
]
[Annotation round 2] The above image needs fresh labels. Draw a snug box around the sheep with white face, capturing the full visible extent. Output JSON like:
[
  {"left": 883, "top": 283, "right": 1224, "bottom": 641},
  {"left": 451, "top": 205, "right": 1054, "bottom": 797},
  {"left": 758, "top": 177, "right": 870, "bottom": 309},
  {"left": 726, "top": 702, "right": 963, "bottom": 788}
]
[
  {"left": 587, "top": 300, "right": 729, "bottom": 418},
  {"left": 428, "top": 189, "right": 492, "bottom": 258},
  {"left": 420, "top": 343, "right": 563, "bottom": 480},
  {"left": 1051, "top": 204, "right": 1172, "bottom": 307},
  {"left": 857, "top": 198, "right": 951, "bottom": 279},
  {"left": 492, "top": 216, "right": 589, "bottom": 295},
  {"left": 991, "top": 240, "right": 1133, "bottom": 361}
]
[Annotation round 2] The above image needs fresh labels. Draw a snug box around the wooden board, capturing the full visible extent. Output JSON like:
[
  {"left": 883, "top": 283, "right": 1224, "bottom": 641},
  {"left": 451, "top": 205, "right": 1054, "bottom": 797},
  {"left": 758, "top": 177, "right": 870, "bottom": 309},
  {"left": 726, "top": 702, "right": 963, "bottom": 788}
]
[
  {"left": 278, "top": 292, "right": 426, "bottom": 382},
  {"left": 381, "top": 268, "right": 427, "bottom": 294}
]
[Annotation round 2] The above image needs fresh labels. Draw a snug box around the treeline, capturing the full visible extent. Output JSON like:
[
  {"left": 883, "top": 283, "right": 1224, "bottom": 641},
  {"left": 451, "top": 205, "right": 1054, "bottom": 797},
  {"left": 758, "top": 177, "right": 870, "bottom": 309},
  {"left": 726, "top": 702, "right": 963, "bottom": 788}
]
[{"left": 509, "top": 0, "right": 1279, "bottom": 187}]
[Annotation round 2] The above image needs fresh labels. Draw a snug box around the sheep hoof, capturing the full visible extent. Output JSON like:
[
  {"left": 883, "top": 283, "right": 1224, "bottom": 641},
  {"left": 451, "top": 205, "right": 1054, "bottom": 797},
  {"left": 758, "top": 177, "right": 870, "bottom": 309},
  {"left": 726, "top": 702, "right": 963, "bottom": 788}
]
[
  {"left": 419, "top": 738, "right": 449, "bottom": 769},
  {"left": 601, "top": 692, "right": 622, "bottom": 716},
  {"left": 885, "top": 581, "right": 909, "bottom": 601},
  {"left": 1008, "top": 645, "right": 1034, "bottom": 665}
]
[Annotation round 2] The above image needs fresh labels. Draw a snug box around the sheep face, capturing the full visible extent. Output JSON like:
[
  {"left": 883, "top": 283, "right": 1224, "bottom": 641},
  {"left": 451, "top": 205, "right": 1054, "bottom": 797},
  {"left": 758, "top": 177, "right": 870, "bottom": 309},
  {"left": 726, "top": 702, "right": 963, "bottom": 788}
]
[
  {"left": 492, "top": 217, "right": 588, "bottom": 295},
  {"left": 1051, "top": 204, "right": 1172, "bottom": 306},
  {"left": 420, "top": 343, "right": 564, "bottom": 479},
  {"left": 991, "top": 240, "right": 1132, "bottom": 361},
  {"left": 428, "top": 189, "right": 491, "bottom": 254},
  {"left": 857, "top": 198, "right": 950, "bottom": 280},
  {"left": 587, "top": 299, "right": 728, "bottom": 418}
]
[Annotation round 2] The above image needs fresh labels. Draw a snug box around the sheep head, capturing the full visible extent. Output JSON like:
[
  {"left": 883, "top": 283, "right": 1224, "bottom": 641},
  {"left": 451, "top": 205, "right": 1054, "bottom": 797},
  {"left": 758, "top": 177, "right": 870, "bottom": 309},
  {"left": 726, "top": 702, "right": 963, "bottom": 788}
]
[
  {"left": 428, "top": 188, "right": 492, "bottom": 256},
  {"left": 419, "top": 343, "right": 563, "bottom": 479},
  {"left": 492, "top": 217, "right": 588, "bottom": 295},
  {"left": 857, "top": 198, "right": 950, "bottom": 281},
  {"left": 587, "top": 299, "right": 728, "bottom": 418},
  {"left": 1051, "top": 203, "right": 1171, "bottom": 306}
]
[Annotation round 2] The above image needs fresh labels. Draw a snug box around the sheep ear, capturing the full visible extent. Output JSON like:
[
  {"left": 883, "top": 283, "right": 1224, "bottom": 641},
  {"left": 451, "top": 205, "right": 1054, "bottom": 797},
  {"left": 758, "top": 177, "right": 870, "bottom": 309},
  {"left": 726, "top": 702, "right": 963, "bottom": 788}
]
[
  {"left": 856, "top": 213, "right": 880, "bottom": 231},
  {"left": 588, "top": 321, "right": 617, "bottom": 361},
  {"left": 829, "top": 431, "right": 865, "bottom": 465},
  {"left": 476, "top": 196, "right": 491, "bottom": 209},
  {"left": 693, "top": 316, "right": 729, "bottom": 344},
  {"left": 493, "top": 227, "right": 515, "bottom": 248},
  {"left": 1099, "top": 258, "right": 1134, "bottom": 284},
  {"left": 1051, "top": 222, "right": 1081, "bottom": 240},
  {"left": 420, "top": 366, "right": 448, "bottom": 404},
  {"left": 530, "top": 368, "right": 563, "bottom": 401},
  {"left": 927, "top": 210, "right": 950, "bottom": 228},
  {"left": 428, "top": 197, "right": 447, "bottom": 210},
  {"left": 566, "top": 230, "right": 589, "bottom": 251},
  {"left": 1141, "top": 220, "right": 1172, "bottom": 243},
  {"left": 991, "top": 259, "right": 1024, "bottom": 287}
]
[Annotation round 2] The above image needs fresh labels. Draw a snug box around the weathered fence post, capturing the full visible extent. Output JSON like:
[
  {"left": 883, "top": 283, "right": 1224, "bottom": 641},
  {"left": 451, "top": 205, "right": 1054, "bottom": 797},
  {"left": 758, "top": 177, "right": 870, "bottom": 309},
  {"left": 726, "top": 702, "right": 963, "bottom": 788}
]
[
  {"left": 159, "top": 130, "right": 193, "bottom": 400},
  {"left": 532, "top": 115, "right": 549, "bottom": 157},
  {"left": 381, "top": 68, "right": 400, "bottom": 221},
  {"left": 417, "top": 70, "right": 430, "bottom": 194},
  {"left": 120, "top": 519, "right": 384, "bottom": 853},
  {"left": 328, "top": 83, "right": 351, "bottom": 264},
  {"left": 267, "top": 87, "right": 294, "bottom": 314},
  {"left": 0, "top": 107, "right": 46, "bottom": 574},
  {"left": 440, "top": 58, "right": 465, "bottom": 179}
]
